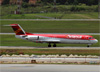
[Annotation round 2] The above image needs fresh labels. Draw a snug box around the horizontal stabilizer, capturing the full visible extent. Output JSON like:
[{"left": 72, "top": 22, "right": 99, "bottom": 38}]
[
  {"left": 3, "top": 25, "right": 11, "bottom": 26},
  {"left": 3, "top": 25, "right": 18, "bottom": 26}
]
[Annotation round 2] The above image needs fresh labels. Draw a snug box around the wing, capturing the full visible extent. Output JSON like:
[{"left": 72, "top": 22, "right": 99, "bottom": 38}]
[{"left": 40, "top": 39, "right": 60, "bottom": 43}]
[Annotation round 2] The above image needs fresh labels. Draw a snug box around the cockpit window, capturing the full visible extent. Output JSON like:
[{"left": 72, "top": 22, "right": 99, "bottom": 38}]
[{"left": 89, "top": 37, "right": 94, "bottom": 39}]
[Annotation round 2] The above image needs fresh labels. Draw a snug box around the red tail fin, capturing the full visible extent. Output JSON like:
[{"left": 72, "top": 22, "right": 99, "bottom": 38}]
[{"left": 10, "top": 24, "right": 25, "bottom": 35}]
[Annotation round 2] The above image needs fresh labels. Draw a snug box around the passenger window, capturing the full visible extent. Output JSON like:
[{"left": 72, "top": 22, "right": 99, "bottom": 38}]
[{"left": 89, "top": 37, "right": 91, "bottom": 39}]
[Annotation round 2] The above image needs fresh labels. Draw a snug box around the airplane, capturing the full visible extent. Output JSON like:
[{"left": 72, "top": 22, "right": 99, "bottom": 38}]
[{"left": 9, "top": 24, "right": 98, "bottom": 47}]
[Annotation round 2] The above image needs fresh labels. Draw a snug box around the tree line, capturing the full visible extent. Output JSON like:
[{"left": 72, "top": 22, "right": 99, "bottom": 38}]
[
  {"left": 41, "top": 0, "right": 98, "bottom": 5},
  {"left": 2, "top": 0, "right": 98, "bottom": 5}
]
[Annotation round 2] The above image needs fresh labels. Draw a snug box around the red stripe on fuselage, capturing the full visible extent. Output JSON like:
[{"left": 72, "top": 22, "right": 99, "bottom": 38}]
[{"left": 25, "top": 33, "right": 94, "bottom": 40}]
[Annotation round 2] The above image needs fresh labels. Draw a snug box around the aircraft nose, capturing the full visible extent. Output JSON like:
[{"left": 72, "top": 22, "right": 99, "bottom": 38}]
[
  {"left": 94, "top": 39, "right": 98, "bottom": 43},
  {"left": 90, "top": 39, "right": 98, "bottom": 44}
]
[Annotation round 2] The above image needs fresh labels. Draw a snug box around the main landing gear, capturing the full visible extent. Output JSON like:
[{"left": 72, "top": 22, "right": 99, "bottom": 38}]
[
  {"left": 53, "top": 44, "right": 56, "bottom": 47},
  {"left": 48, "top": 43, "right": 51, "bottom": 47},
  {"left": 48, "top": 43, "right": 56, "bottom": 47}
]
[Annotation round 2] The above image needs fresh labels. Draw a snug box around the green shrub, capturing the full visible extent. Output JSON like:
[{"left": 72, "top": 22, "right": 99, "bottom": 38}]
[{"left": 22, "top": 2, "right": 29, "bottom": 8}]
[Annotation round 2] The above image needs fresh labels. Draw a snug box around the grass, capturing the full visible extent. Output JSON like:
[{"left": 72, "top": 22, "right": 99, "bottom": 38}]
[
  {"left": 1, "top": 14, "right": 45, "bottom": 19},
  {"left": 0, "top": 5, "right": 98, "bottom": 19},
  {"left": 0, "top": 21, "right": 99, "bottom": 33},
  {"left": 0, "top": 48, "right": 100, "bottom": 55},
  {"left": 0, "top": 35, "right": 99, "bottom": 47},
  {"left": 62, "top": 12, "right": 98, "bottom": 19},
  {"left": 1, "top": 12, "right": 98, "bottom": 19}
]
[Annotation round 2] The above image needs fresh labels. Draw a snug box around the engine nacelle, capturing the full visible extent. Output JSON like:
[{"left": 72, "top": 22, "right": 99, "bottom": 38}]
[{"left": 26, "top": 36, "right": 39, "bottom": 40}]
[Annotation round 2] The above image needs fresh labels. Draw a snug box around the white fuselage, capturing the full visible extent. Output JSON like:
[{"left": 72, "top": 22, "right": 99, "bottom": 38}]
[{"left": 15, "top": 35, "right": 98, "bottom": 45}]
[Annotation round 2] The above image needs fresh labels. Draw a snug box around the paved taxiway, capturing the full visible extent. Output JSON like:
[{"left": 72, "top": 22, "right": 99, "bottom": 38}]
[
  {"left": 0, "top": 64, "right": 100, "bottom": 72},
  {"left": 0, "top": 46, "right": 100, "bottom": 49}
]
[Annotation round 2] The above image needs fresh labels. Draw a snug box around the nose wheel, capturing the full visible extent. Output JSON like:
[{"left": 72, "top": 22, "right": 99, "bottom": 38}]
[
  {"left": 87, "top": 45, "right": 90, "bottom": 47},
  {"left": 87, "top": 44, "right": 91, "bottom": 47}
]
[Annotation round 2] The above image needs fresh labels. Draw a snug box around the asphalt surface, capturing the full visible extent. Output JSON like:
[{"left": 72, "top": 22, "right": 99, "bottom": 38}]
[
  {"left": 0, "top": 33, "right": 100, "bottom": 35},
  {"left": 0, "top": 64, "right": 100, "bottom": 72},
  {"left": 0, "top": 46, "right": 100, "bottom": 49}
]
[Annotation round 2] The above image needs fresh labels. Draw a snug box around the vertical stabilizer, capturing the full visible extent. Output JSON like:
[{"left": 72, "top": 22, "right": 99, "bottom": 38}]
[{"left": 10, "top": 24, "right": 26, "bottom": 35}]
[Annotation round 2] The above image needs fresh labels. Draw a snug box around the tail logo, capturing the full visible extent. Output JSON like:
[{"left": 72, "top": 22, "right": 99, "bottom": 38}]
[
  {"left": 14, "top": 28, "right": 22, "bottom": 34},
  {"left": 10, "top": 24, "right": 25, "bottom": 35}
]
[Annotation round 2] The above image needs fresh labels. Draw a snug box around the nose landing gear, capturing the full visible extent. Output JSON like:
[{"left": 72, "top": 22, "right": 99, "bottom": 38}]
[
  {"left": 87, "top": 45, "right": 90, "bottom": 47},
  {"left": 87, "top": 44, "right": 92, "bottom": 47}
]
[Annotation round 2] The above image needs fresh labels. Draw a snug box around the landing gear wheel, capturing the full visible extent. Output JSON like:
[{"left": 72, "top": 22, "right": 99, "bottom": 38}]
[
  {"left": 53, "top": 44, "right": 56, "bottom": 47},
  {"left": 48, "top": 43, "right": 51, "bottom": 47},
  {"left": 87, "top": 44, "right": 91, "bottom": 47},
  {"left": 87, "top": 45, "right": 90, "bottom": 47}
]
